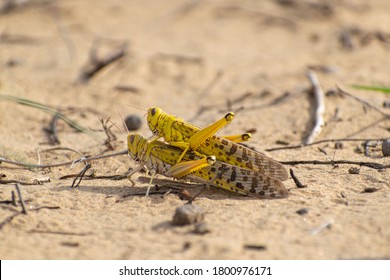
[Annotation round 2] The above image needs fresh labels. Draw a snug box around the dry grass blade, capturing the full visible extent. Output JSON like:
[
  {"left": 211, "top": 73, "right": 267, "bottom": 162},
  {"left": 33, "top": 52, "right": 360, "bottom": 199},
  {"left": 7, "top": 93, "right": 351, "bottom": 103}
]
[
  {"left": 0, "top": 94, "right": 100, "bottom": 140},
  {"left": 0, "top": 150, "right": 128, "bottom": 169}
]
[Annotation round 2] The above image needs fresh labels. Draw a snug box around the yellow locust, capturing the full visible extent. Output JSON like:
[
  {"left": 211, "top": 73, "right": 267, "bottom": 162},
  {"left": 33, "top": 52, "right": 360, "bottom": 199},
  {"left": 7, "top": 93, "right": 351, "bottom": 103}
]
[
  {"left": 146, "top": 107, "right": 288, "bottom": 182},
  {"left": 127, "top": 133, "right": 288, "bottom": 199}
]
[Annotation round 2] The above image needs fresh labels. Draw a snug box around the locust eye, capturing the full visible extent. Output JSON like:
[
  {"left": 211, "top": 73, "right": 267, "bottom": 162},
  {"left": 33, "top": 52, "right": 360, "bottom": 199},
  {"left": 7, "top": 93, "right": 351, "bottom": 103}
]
[
  {"left": 151, "top": 107, "right": 157, "bottom": 116},
  {"left": 129, "top": 134, "right": 135, "bottom": 143}
]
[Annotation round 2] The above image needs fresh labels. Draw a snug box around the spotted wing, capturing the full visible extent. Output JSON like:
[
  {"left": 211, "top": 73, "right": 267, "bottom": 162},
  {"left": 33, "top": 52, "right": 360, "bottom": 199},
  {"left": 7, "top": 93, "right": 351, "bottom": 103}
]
[
  {"left": 148, "top": 141, "right": 288, "bottom": 199},
  {"left": 198, "top": 135, "right": 289, "bottom": 181},
  {"left": 190, "top": 161, "right": 288, "bottom": 199},
  {"left": 169, "top": 121, "right": 288, "bottom": 181}
]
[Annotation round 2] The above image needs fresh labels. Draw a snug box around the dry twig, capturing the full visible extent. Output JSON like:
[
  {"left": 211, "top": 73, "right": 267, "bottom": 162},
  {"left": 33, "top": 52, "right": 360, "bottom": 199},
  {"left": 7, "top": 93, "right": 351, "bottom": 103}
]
[
  {"left": 76, "top": 42, "right": 128, "bottom": 84},
  {"left": 0, "top": 203, "right": 60, "bottom": 231},
  {"left": 198, "top": 71, "right": 224, "bottom": 99},
  {"left": 71, "top": 163, "right": 92, "bottom": 188},
  {"left": 0, "top": 212, "right": 21, "bottom": 231},
  {"left": 305, "top": 70, "right": 326, "bottom": 144},
  {"left": 0, "top": 150, "right": 128, "bottom": 169},
  {"left": 15, "top": 183, "right": 27, "bottom": 214},
  {"left": 100, "top": 118, "right": 118, "bottom": 151},
  {"left": 336, "top": 86, "right": 390, "bottom": 118},
  {"left": 280, "top": 159, "right": 389, "bottom": 170},
  {"left": 266, "top": 138, "right": 385, "bottom": 152},
  {"left": 47, "top": 113, "right": 60, "bottom": 144},
  {"left": 289, "top": 169, "right": 307, "bottom": 188}
]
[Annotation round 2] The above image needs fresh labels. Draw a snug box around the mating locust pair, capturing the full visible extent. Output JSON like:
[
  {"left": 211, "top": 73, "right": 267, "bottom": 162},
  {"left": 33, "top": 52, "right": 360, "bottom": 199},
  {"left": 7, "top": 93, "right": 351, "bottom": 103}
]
[{"left": 127, "top": 107, "right": 288, "bottom": 199}]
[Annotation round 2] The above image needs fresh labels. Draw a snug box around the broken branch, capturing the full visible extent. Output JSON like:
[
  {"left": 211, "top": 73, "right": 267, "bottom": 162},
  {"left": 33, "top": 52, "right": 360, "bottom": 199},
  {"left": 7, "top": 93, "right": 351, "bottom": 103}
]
[{"left": 305, "top": 70, "right": 326, "bottom": 144}]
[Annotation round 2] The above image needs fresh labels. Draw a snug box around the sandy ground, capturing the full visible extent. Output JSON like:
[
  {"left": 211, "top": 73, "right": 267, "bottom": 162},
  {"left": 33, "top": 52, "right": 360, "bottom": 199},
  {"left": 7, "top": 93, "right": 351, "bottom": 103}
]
[{"left": 0, "top": 0, "right": 389, "bottom": 260}]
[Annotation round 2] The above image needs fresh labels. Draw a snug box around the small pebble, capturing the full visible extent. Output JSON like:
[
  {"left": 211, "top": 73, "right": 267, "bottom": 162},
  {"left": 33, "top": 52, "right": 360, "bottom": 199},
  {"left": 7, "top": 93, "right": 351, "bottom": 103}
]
[
  {"left": 382, "top": 138, "right": 390, "bottom": 157},
  {"left": 354, "top": 146, "right": 364, "bottom": 154},
  {"left": 124, "top": 114, "right": 142, "bottom": 131},
  {"left": 243, "top": 244, "right": 267, "bottom": 251},
  {"left": 275, "top": 140, "right": 290, "bottom": 145},
  {"left": 362, "top": 187, "right": 379, "bottom": 193},
  {"left": 348, "top": 167, "right": 360, "bottom": 174},
  {"left": 182, "top": 242, "right": 191, "bottom": 250},
  {"left": 178, "top": 189, "right": 193, "bottom": 201},
  {"left": 383, "top": 101, "right": 390, "bottom": 108},
  {"left": 334, "top": 141, "right": 343, "bottom": 149},
  {"left": 325, "top": 89, "right": 338, "bottom": 96},
  {"left": 192, "top": 222, "right": 211, "bottom": 235},
  {"left": 61, "top": 242, "right": 80, "bottom": 247},
  {"left": 296, "top": 208, "right": 309, "bottom": 215},
  {"left": 171, "top": 204, "right": 205, "bottom": 226}
]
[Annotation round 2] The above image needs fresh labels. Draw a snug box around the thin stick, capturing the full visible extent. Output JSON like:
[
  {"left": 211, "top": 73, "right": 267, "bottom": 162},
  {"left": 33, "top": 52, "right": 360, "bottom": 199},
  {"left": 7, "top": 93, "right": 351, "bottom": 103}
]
[
  {"left": 337, "top": 85, "right": 390, "bottom": 118},
  {"left": 51, "top": 8, "right": 76, "bottom": 61},
  {"left": 198, "top": 71, "right": 223, "bottom": 99},
  {"left": 305, "top": 70, "right": 326, "bottom": 144},
  {"left": 15, "top": 183, "right": 27, "bottom": 214},
  {"left": 41, "top": 146, "right": 85, "bottom": 157},
  {"left": 48, "top": 113, "right": 60, "bottom": 144},
  {"left": 11, "top": 190, "right": 16, "bottom": 206},
  {"left": 30, "top": 206, "right": 60, "bottom": 211},
  {"left": 345, "top": 116, "right": 388, "bottom": 138},
  {"left": 289, "top": 169, "right": 307, "bottom": 188},
  {"left": 0, "top": 149, "right": 128, "bottom": 169},
  {"left": 60, "top": 173, "right": 128, "bottom": 181},
  {"left": 0, "top": 212, "right": 21, "bottom": 231},
  {"left": 137, "top": 176, "right": 199, "bottom": 188},
  {"left": 280, "top": 160, "right": 389, "bottom": 170},
  {"left": 100, "top": 117, "right": 118, "bottom": 151},
  {"left": 0, "top": 203, "right": 60, "bottom": 231},
  {"left": 0, "top": 179, "right": 42, "bottom": 185},
  {"left": 28, "top": 229, "right": 91, "bottom": 236},
  {"left": 35, "top": 148, "right": 41, "bottom": 166},
  {"left": 71, "top": 163, "right": 92, "bottom": 188},
  {"left": 77, "top": 42, "right": 128, "bottom": 84},
  {"left": 123, "top": 190, "right": 178, "bottom": 198},
  {"left": 266, "top": 138, "right": 385, "bottom": 152}
]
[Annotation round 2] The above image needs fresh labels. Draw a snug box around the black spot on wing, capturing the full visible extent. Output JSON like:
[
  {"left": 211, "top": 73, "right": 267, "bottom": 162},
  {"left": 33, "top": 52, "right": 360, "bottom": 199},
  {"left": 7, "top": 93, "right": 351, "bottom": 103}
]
[{"left": 230, "top": 168, "right": 237, "bottom": 182}]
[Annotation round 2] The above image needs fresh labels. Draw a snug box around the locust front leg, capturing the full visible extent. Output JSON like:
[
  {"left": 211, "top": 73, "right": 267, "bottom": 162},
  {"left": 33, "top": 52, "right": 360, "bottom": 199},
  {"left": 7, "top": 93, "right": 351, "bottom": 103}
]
[
  {"left": 127, "top": 165, "right": 144, "bottom": 187},
  {"left": 127, "top": 164, "right": 157, "bottom": 197}
]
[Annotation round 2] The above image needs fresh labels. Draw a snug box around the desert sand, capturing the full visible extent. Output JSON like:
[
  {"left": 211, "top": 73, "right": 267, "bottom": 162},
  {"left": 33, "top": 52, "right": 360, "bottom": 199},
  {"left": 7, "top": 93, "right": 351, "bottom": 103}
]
[{"left": 0, "top": 0, "right": 389, "bottom": 259}]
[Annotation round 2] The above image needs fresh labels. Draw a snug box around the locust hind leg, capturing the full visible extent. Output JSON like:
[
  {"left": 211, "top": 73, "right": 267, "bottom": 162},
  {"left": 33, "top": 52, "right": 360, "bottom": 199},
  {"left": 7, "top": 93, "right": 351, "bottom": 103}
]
[
  {"left": 170, "top": 112, "right": 235, "bottom": 163},
  {"left": 221, "top": 133, "right": 251, "bottom": 143},
  {"left": 168, "top": 156, "right": 216, "bottom": 178},
  {"left": 186, "top": 112, "right": 234, "bottom": 150}
]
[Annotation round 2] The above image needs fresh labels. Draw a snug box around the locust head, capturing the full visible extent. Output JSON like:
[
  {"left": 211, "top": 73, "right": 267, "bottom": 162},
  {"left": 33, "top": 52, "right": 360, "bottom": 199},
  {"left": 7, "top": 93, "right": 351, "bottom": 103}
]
[
  {"left": 127, "top": 133, "right": 145, "bottom": 160},
  {"left": 147, "top": 107, "right": 164, "bottom": 134}
]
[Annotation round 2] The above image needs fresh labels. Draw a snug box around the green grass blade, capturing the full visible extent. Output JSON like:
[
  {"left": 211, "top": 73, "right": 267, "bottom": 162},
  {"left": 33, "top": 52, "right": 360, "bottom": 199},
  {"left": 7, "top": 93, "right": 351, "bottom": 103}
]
[{"left": 351, "top": 85, "right": 390, "bottom": 94}]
